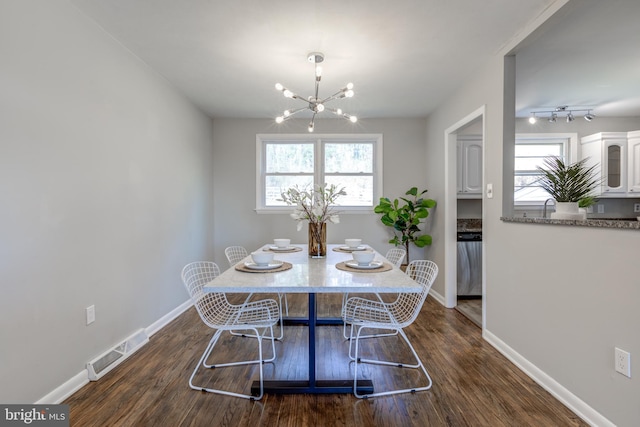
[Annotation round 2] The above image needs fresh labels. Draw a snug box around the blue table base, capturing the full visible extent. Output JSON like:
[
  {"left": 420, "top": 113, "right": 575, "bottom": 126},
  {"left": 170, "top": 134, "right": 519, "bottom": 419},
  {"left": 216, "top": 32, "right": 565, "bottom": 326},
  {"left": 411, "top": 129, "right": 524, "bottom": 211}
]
[{"left": 250, "top": 293, "right": 374, "bottom": 396}]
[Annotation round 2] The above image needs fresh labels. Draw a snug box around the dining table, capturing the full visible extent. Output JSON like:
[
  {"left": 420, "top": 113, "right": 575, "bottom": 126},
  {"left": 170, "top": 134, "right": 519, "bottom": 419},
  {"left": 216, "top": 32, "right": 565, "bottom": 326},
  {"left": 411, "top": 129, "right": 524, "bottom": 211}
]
[{"left": 203, "top": 243, "right": 421, "bottom": 395}]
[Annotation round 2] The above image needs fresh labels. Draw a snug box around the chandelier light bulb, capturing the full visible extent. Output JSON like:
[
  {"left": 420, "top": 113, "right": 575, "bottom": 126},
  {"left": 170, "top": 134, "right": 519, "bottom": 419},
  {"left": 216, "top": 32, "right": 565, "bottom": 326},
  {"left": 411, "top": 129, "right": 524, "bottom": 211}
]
[
  {"left": 273, "top": 52, "right": 357, "bottom": 130},
  {"left": 528, "top": 115, "right": 537, "bottom": 124}
]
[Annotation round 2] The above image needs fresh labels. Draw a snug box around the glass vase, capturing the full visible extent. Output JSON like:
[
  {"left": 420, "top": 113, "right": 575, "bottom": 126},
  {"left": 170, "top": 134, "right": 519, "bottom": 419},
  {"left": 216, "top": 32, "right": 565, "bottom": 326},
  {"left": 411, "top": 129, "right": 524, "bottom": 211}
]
[{"left": 308, "top": 222, "right": 327, "bottom": 258}]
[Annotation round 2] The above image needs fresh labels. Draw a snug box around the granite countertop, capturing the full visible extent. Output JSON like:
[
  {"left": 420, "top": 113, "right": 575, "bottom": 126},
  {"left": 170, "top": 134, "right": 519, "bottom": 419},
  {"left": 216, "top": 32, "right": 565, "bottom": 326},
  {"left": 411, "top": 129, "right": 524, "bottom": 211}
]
[
  {"left": 501, "top": 216, "right": 640, "bottom": 230},
  {"left": 457, "top": 219, "right": 482, "bottom": 232}
]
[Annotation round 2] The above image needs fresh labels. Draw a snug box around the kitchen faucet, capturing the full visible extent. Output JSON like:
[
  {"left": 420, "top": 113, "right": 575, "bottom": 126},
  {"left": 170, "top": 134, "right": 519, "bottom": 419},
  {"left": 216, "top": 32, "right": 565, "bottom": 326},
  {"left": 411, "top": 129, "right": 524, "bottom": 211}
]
[{"left": 543, "top": 198, "right": 555, "bottom": 218}]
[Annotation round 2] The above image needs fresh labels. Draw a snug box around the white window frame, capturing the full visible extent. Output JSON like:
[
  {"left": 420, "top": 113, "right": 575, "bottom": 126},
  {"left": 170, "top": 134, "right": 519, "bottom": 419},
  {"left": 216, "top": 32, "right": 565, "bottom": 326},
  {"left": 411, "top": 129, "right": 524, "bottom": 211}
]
[
  {"left": 514, "top": 133, "right": 578, "bottom": 207},
  {"left": 256, "top": 133, "right": 383, "bottom": 213}
]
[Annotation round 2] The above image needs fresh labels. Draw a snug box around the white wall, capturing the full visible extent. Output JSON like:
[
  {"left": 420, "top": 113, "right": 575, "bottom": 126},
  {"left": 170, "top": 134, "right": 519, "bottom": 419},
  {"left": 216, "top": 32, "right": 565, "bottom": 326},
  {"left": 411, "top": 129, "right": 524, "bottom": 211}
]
[
  {"left": 0, "top": 1, "right": 214, "bottom": 403},
  {"left": 210, "top": 118, "right": 433, "bottom": 266},
  {"left": 424, "top": 5, "right": 640, "bottom": 427}
]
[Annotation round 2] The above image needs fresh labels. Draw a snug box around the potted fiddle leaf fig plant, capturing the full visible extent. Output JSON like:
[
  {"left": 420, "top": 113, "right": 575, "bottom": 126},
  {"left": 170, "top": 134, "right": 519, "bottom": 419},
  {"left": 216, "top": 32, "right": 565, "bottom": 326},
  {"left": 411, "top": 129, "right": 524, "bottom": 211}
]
[
  {"left": 373, "top": 187, "right": 436, "bottom": 263},
  {"left": 537, "top": 156, "right": 600, "bottom": 219}
]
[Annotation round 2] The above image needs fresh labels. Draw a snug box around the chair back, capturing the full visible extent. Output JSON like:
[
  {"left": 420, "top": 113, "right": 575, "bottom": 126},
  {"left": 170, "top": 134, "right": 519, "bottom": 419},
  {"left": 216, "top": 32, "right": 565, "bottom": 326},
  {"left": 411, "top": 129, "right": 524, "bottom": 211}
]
[
  {"left": 384, "top": 248, "right": 406, "bottom": 268},
  {"left": 391, "top": 260, "right": 438, "bottom": 327},
  {"left": 181, "top": 261, "right": 230, "bottom": 328},
  {"left": 225, "top": 246, "right": 248, "bottom": 267}
]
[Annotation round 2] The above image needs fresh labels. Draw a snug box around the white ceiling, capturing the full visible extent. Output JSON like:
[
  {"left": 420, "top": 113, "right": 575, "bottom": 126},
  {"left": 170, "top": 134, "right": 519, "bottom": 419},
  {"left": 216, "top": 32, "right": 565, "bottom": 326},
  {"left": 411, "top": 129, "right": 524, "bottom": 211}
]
[
  {"left": 514, "top": 0, "right": 640, "bottom": 118},
  {"left": 69, "top": 0, "right": 640, "bottom": 121}
]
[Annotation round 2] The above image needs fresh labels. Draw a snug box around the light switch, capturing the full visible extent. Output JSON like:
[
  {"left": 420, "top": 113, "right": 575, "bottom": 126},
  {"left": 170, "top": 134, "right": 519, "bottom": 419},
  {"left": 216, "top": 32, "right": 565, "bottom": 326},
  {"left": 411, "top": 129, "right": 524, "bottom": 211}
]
[{"left": 486, "top": 183, "right": 493, "bottom": 199}]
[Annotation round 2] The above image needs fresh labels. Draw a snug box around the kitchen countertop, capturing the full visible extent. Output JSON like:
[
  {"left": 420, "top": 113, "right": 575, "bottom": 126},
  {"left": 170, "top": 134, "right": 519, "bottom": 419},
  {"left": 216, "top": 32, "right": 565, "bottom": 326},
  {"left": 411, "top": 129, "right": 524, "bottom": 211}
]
[
  {"left": 501, "top": 216, "right": 640, "bottom": 230},
  {"left": 457, "top": 219, "right": 482, "bottom": 232}
]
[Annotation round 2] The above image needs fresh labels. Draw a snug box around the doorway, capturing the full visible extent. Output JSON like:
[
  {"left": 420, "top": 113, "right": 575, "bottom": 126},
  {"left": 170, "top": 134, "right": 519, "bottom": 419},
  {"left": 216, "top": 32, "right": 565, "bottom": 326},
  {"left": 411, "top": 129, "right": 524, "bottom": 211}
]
[{"left": 444, "top": 106, "right": 485, "bottom": 328}]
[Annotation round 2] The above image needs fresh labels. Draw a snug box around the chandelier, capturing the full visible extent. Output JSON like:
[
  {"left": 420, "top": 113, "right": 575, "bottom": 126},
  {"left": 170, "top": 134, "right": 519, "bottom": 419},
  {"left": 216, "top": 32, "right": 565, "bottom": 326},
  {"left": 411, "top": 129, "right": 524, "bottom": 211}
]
[
  {"left": 528, "top": 106, "right": 595, "bottom": 124},
  {"left": 274, "top": 52, "right": 357, "bottom": 132}
]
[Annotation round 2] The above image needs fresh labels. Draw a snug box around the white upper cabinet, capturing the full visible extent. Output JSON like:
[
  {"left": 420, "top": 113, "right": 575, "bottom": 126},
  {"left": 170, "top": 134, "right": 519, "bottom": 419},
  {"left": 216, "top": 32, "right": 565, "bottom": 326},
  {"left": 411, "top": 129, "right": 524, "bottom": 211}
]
[
  {"left": 581, "top": 132, "right": 628, "bottom": 196},
  {"left": 457, "top": 135, "right": 483, "bottom": 198},
  {"left": 628, "top": 130, "right": 640, "bottom": 194}
]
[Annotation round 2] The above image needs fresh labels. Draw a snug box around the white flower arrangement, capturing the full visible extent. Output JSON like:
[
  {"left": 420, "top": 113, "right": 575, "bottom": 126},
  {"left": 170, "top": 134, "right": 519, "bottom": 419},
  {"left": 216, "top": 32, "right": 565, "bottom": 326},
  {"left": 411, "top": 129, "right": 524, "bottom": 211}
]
[{"left": 279, "top": 183, "right": 346, "bottom": 231}]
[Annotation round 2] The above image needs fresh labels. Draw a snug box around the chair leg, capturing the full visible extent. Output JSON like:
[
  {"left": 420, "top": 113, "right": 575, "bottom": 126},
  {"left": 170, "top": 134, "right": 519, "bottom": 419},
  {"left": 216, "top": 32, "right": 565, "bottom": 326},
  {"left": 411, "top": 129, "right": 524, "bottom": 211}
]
[
  {"left": 190, "top": 326, "right": 276, "bottom": 400},
  {"left": 352, "top": 325, "right": 432, "bottom": 398}
]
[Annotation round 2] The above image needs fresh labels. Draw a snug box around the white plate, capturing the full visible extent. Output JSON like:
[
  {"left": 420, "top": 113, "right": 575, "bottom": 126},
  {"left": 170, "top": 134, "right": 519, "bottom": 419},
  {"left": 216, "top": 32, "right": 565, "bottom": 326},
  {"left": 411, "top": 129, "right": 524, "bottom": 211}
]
[
  {"left": 339, "top": 245, "right": 367, "bottom": 251},
  {"left": 345, "top": 260, "right": 383, "bottom": 270},
  {"left": 244, "top": 261, "right": 284, "bottom": 270},
  {"left": 268, "top": 245, "right": 295, "bottom": 251}
]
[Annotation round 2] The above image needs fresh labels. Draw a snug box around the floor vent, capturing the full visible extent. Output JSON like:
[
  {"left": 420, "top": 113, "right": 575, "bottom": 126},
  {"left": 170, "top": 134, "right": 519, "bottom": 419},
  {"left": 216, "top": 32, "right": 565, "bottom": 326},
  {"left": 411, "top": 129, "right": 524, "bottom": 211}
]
[{"left": 87, "top": 329, "right": 149, "bottom": 381}]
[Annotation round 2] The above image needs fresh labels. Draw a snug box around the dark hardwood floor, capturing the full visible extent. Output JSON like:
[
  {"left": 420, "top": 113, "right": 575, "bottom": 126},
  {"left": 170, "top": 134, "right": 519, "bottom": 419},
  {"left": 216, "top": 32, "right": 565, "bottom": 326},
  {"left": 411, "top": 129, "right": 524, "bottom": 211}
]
[{"left": 65, "top": 294, "right": 587, "bottom": 426}]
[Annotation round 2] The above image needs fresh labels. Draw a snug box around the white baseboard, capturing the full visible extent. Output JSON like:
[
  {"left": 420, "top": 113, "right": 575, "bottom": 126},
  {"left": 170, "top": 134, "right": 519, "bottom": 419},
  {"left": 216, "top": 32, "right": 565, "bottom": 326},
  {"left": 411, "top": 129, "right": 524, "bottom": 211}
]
[
  {"left": 35, "top": 371, "right": 89, "bottom": 405},
  {"left": 483, "top": 329, "right": 614, "bottom": 427},
  {"left": 145, "top": 299, "right": 192, "bottom": 337},
  {"left": 36, "top": 299, "right": 193, "bottom": 404},
  {"left": 428, "top": 289, "right": 446, "bottom": 306}
]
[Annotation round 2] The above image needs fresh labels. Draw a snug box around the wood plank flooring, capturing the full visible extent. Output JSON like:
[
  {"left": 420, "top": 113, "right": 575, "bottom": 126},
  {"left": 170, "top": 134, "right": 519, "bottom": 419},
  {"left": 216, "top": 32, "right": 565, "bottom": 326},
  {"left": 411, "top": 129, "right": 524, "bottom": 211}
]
[{"left": 64, "top": 294, "right": 587, "bottom": 426}]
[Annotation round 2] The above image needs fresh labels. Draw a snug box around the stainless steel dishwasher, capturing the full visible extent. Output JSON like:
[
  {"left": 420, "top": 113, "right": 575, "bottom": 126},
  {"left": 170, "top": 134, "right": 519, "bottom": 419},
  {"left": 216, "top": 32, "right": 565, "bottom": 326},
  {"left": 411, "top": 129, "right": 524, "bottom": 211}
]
[{"left": 457, "top": 231, "right": 482, "bottom": 297}]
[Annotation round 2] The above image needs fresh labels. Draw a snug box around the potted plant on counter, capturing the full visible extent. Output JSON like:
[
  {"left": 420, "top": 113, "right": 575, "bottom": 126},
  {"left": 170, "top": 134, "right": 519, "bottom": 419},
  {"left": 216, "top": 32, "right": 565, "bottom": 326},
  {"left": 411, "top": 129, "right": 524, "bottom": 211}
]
[
  {"left": 374, "top": 187, "right": 436, "bottom": 264},
  {"left": 537, "top": 156, "right": 600, "bottom": 220}
]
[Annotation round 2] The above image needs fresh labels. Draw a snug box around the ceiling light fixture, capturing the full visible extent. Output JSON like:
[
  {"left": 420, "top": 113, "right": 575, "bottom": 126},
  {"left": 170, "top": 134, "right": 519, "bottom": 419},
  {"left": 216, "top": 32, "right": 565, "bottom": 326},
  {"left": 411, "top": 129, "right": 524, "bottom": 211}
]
[
  {"left": 528, "top": 106, "right": 596, "bottom": 124},
  {"left": 274, "top": 52, "right": 357, "bottom": 132}
]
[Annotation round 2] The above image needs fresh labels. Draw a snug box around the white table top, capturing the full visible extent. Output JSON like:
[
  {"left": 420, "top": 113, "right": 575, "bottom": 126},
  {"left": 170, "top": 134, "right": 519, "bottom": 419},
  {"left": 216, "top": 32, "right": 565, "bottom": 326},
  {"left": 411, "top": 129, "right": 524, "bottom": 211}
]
[{"left": 204, "top": 244, "right": 420, "bottom": 294}]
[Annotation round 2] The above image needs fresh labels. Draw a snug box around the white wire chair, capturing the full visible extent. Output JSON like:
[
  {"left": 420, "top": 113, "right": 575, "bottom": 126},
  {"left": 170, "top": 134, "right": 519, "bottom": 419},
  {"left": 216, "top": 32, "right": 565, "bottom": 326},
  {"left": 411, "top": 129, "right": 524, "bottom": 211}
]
[
  {"left": 181, "top": 261, "right": 279, "bottom": 400},
  {"left": 342, "top": 259, "right": 438, "bottom": 398},
  {"left": 341, "top": 247, "right": 407, "bottom": 339},
  {"left": 384, "top": 247, "right": 407, "bottom": 268},
  {"left": 225, "top": 245, "right": 289, "bottom": 339}
]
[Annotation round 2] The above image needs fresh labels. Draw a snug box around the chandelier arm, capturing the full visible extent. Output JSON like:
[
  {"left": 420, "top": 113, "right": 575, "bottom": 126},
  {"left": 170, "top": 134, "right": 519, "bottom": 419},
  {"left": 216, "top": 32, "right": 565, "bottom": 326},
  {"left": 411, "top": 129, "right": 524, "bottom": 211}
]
[
  {"left": 281, "top": 107, "right": 308, "bottom": 121},
  {"left": 326, "top": 107, "right": 352, "bottom": 120},
  {"left": 320, "top": 89, "right": 347, "bottom": 104}
]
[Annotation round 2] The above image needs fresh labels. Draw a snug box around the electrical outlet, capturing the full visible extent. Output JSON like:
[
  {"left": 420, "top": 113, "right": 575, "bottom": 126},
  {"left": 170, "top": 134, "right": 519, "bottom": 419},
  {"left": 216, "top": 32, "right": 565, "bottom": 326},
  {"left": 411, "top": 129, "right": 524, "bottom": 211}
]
[
  {"left": 615, "top": 347, "right": 631, "bottom": 378},
  {"left": 86, "top": 305, "right": 96, "bottom": 325},
  {"left": 634, "top": 203, "right": 640, "bottom": 213},
  {"left": 597, "top": 204, "right": 605, "bottom": 214}
]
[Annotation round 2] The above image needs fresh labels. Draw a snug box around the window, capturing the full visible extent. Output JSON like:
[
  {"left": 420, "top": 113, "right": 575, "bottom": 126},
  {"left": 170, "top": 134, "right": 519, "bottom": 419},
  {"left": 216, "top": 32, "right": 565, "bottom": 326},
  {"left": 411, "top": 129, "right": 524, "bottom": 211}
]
[
  {"left": 514, "top": 134, "right": 576, "bottom": 204},
  {"left": 256, "top": 134, "right": 383, "bottom": 212}
]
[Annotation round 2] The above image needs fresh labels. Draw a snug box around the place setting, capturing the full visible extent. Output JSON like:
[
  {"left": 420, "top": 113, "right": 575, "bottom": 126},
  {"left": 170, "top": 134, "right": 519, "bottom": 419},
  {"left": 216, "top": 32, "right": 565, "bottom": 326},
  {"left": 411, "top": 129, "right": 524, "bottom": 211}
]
[
  {"left": 235, "top": 250, "right": 292, "bottom": 273},
  {"left": 336, "top": 249, "right": 392, "bottom": 273},
  {"left": 333, "top": 238, "right": 369, "bottom": 253},
  {"left": 263, "top": 238, "right": 302, "bottom": 253}
]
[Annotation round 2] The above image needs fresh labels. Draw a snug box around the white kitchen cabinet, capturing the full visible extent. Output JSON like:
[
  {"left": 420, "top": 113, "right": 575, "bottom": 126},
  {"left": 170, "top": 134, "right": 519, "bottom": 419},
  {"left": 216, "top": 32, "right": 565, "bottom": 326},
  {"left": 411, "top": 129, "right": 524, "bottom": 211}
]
[
  {"left": 580, "top": 132, "right": 627, "bottom": 197},
  {"left": 457, "top": 135, "right": 483, "bottom": 198},
  {"left": 628, "top": 130, "right": 640, "bottom": 194}
]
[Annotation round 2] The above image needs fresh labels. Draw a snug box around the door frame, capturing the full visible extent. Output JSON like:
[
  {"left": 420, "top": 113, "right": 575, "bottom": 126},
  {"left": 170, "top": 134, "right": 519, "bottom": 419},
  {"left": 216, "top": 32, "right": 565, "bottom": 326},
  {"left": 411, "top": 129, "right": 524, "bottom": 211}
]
[{"left": 444, "top": 106, "right": 485, "bottom": 326}]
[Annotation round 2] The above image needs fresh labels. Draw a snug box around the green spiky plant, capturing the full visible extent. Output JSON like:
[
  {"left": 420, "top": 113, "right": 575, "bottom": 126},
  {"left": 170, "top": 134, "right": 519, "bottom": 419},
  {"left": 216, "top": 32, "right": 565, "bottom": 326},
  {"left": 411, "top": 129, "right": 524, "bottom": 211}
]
[
  {"left": 373, "top": 187, "right": 436, "bottom": 263},
  {"left": 536, "top": 157, "right": 600, "bottom": 202}
]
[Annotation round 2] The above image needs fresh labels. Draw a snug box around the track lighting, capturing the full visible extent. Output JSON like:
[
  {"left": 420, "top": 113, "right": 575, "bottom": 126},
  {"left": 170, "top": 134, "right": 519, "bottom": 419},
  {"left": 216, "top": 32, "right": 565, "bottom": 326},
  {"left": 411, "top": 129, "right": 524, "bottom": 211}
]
[
  {"left": 528, "top": 106, "right": 596, "bottom": 124},
  {"left": 566, "top": 112, "right": 574, "bottom": 123}
]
